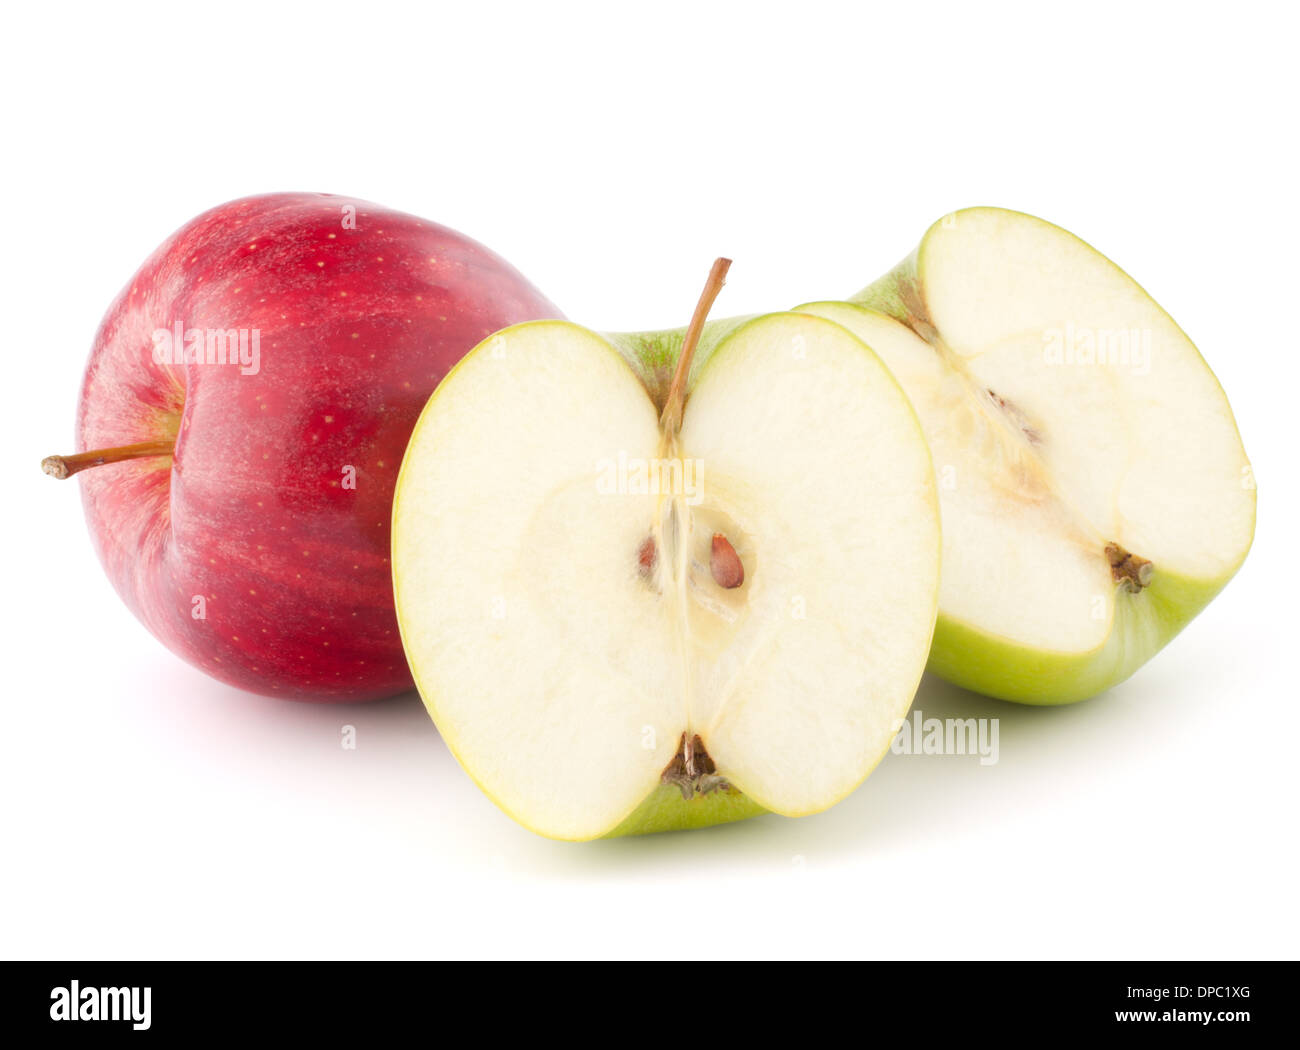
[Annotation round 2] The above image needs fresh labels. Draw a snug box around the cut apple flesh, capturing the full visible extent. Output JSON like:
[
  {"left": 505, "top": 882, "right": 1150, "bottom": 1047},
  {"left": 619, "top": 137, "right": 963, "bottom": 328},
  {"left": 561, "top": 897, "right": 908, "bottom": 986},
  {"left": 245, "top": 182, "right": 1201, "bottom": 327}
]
[
  {"left": 800, "top": 208, "right": 1254, "bottom": 701},
  {"left": 393, "top": 314, "right": 940, "bottom": 839}
]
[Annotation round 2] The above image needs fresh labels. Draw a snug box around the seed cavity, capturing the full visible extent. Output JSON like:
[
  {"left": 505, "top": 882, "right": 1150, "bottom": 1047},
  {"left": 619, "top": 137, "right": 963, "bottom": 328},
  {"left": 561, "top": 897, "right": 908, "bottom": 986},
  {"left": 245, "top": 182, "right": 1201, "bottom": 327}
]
[
  {"left": 1106, "top": 542, "right": 1154, "bottom": 592},
  {"left": 710, "top": 533, "right": 744, "bottom": 589}
]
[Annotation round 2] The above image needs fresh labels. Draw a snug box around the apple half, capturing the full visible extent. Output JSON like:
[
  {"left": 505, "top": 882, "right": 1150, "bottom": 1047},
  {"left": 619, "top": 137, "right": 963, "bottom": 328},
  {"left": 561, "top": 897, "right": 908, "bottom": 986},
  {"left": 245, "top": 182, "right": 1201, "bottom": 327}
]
[
  {"left": 393, "top": 263, "right": 941, "bottom": 839},
  {"left": 798, "top": 208, "right": 1255, "bottom": 704}
]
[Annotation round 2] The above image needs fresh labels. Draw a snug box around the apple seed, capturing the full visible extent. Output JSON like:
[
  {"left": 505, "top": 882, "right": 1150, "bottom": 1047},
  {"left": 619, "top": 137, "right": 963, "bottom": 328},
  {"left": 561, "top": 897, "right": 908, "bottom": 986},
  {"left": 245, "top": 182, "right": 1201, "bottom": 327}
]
[
  {"left": 637, "top": 536, "right": 657, "bottom": 577},
  {"left": 710, "top": 533, "right": 744, "bottom": 589}
]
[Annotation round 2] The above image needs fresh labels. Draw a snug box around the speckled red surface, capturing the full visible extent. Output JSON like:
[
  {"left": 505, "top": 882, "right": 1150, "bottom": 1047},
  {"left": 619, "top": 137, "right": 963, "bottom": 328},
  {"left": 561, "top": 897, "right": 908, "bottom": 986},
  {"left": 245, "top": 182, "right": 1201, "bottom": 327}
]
[{"left": 74, "top": 193, "right": 560, "bottom": 700}]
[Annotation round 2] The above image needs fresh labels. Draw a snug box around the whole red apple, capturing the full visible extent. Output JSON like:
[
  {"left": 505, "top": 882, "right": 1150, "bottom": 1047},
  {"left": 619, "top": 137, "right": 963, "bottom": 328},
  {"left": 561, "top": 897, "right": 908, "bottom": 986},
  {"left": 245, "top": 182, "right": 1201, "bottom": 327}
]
[{"left": 44, "top": 193, "right": 560, "bottom": 701}]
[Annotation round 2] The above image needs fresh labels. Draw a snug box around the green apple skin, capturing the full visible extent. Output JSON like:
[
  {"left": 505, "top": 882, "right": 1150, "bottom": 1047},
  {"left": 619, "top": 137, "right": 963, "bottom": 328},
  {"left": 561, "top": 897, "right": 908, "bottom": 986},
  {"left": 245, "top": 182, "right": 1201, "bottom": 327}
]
[
  {"left": 607, "top": 785, "right": 767, "bottom": 837},
  {"left": 791, "top": 207, "right": 1255, "bottom": 705},
  {"left": 926, "top": 564, "right": 1231, "bottom": 705},
  {"left": 604, "top": 315, "right": 757, "bottom": 415}
]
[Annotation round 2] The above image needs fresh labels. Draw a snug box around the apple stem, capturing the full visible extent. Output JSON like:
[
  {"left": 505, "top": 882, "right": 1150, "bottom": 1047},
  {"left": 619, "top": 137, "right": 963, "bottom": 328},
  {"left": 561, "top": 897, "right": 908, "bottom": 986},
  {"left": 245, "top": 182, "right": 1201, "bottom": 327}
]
[
  {"left": 41, "top": 440, "right": 175, "bottom": 480},
  {"left": 659, "top": 257, "right": 732, "bottom": 434}
]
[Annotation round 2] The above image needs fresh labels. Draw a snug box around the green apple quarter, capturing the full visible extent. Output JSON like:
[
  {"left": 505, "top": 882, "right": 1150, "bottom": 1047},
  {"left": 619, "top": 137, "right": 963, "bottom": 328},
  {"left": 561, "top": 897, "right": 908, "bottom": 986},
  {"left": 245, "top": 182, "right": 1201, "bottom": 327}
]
[{"left": 797, "top": 207, "right": 1255, "bottom": 704}]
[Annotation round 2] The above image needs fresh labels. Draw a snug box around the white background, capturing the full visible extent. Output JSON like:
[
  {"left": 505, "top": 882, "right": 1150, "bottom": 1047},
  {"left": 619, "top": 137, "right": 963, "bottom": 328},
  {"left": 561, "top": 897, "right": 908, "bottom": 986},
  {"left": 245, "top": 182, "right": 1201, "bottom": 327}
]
[{"left": 3, "top": 2, "right": 1296, "bottom": 960}]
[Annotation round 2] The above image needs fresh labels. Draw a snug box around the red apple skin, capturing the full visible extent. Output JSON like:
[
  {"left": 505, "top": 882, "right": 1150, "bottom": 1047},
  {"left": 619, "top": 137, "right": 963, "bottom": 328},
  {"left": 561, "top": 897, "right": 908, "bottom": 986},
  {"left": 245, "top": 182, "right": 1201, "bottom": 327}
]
[{"left": 72, "top": 193, "right": 560, "bottom": 701}]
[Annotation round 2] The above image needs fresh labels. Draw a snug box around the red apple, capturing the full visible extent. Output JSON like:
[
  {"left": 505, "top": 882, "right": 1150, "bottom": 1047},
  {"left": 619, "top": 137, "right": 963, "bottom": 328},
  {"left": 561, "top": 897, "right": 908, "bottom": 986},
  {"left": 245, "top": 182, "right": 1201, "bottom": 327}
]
[{"left": 44, "top": 193, "right": 560, "bottom": 701}]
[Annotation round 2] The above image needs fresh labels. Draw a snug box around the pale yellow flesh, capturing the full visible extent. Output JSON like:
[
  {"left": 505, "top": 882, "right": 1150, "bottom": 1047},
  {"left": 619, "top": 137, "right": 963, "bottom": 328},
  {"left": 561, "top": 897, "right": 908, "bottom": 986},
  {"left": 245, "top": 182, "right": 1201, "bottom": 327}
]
[{"left": 393, "top": 315, "right": 940, "bottom": 840}]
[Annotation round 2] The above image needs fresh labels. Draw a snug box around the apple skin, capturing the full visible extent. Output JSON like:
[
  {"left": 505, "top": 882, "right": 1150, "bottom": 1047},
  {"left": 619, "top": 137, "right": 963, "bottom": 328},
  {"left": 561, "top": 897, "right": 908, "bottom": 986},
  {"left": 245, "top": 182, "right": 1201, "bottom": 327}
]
[
  {"left": 605, "top": 784, "right": 766, "bottom": 837},
  {"left": 923, "top": 570, "right": 1230, "bottom": 704},
  {"left": 72, "top": 193, "right": 560, "bottom": 701}
]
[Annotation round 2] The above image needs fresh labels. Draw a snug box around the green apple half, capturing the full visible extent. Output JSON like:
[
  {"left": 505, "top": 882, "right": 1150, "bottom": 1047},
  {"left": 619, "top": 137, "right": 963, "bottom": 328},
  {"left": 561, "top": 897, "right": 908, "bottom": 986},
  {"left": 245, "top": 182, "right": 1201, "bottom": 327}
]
[
  {"left": 393, "top": 263, "right": 940, "bottom": 839},
  {"left": 798, "top": 208, "right": 1255, "bottom": 704}
]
